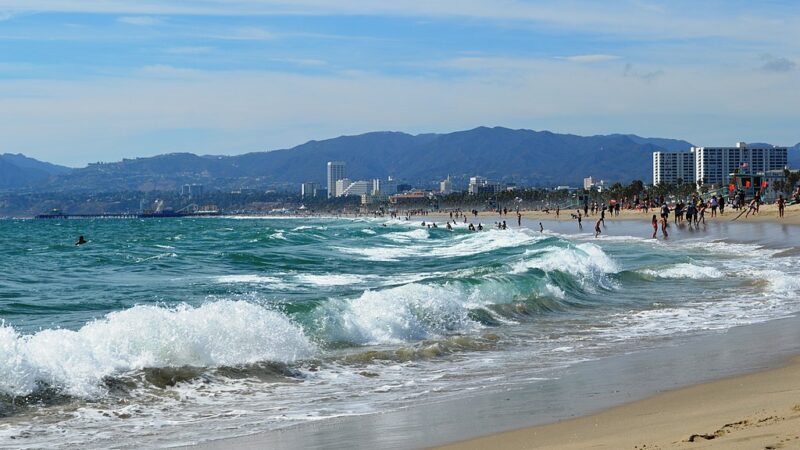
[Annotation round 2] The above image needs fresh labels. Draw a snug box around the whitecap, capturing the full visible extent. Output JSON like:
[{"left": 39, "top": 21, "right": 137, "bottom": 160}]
[{"left": 0, "top": 301, "right": 314, "bottom": 398}]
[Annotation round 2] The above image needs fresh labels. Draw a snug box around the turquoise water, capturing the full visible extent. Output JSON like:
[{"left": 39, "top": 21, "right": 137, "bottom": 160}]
[{"left": 1, "top": 217, "right": 799, "bottom": 448}]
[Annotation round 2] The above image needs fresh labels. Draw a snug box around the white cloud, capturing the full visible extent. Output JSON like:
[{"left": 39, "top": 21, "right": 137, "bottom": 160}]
[
  {"left": 164, "top": 46, "right": 215, "bottom": 55},
  {"left": 0, "top": 1, "right": 797, "bottom": 45},
  {"left": 117, "top": 15, "right": 161, "bottom": 26},
  {"left": 214, "top": 26, "right": 277, "bottom": 40},
  {"left": 557, "top": 54, "right": 620, "bottom": 63},
  {"left": 139, "top": 64, "right": 206, "bottom": 78},
  {"left": 1, "top": 61, "right": 798, "bottom": 166}
]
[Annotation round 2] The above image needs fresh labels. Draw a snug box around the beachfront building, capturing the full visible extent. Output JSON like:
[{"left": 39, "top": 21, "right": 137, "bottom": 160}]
[
  {"left": 439, "top": 176, "right": 454, "bottom": 195},
  {"left": 372, "top": 177, "right": 398, "bottom": 196},
  {"left": 693, "top": 142, "right": 787, "bottom": 187},
  {"left": 300, "top": 182, "right": 318, "bottom": 198},
  {"left": 334, "top": 178, "right": 352, "bottom": 197},
  {"left": 327, "top": 161, "right": 346, "bottom": 199},
  {"left": 653, "top": 152, "right": 695, "bottom": 185},
  {"left": 339, "top": 180, "right": 371, "bottom": 197},
  {"left": 390, "top": 190, "right": 431, "bottom": 205},
  {"left": 468, "top": 176, "right": 502, "bottom": 194},
  {"left": 728, "top": 169, "right": 787, "bottom": 202}
]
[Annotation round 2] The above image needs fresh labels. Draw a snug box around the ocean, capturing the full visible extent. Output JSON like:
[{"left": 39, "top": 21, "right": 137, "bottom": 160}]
[{"left": 1, "top": 216, "right": 799, "bottom": 448}]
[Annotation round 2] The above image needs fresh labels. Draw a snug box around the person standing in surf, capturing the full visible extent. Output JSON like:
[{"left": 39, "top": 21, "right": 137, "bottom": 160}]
[
  {"left": 594, "top": 218, "right": 602, "bottom": 238},
  {"left": 778, "top": 194, "right": 786, "bottom": 218},
  {"left": 652, "top": 215, "right": 658, "bottom": 239}
]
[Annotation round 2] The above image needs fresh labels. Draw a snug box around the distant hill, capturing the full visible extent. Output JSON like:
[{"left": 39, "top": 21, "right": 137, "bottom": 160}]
[
  {"left": 32, "top": 127, "right": 694, "bottom": 192},
  {"left": 0, "top": 154, "right": 72, "bottom": 190}
]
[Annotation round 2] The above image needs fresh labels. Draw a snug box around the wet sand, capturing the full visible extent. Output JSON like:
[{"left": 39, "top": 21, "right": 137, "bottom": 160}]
[{"left": 437, "top": 359, "right": 800, "bottom": 450}]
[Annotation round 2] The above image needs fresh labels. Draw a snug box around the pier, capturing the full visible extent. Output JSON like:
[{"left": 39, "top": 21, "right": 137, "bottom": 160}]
[{"left": 34, "top": 212, "right": 220, "bottom": 219}]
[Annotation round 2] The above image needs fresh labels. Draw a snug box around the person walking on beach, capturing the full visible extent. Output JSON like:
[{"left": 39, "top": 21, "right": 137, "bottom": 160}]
[
  {"left": 719, "top": 196, "right": 725, "bottom": 215},
  {"left": 778, "top": 194, "right": 786, "bottom": 218},
  {"left": 556, "top": 207, "right": 560, "bottom": 218},
  {"left": 710, "top": 195, "right": 718, "bottom": 218},
  {"left": 651, "top": 215, "right": 658, "bottom": 239},
  {"left": 745, "top": 198, "right": 758, "bottom": 218}
]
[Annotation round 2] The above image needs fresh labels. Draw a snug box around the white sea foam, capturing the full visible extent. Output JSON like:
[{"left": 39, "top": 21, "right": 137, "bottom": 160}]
[
  {"left": 296, "top": 273, "right": 367, "bottom": 286},
  {"left": 269, "top": 230, "right": 287, "bottom": 240},
  {"left": 639, "top": 263, "right": 724, "bottom": 279},
  {"left": 313, "top": 283, "right": 481, "bottom": 345},
  {"left": 0, "top": 301, "right": 314, "bottom": 398},
  {"left": 384, "top": 228, "right": 429, "bottom": 242},
  {"left": 216, "top": 275, "right": 283, "bottom": 285},
  {"left": 291, "top": 225, "right": 327, "bottom": 231},
  {"left": 512, "top": 243, "right": 618, "bottom": 289},
  {"left": 340, "top": 228, "right": 538, "bottom": 261}
]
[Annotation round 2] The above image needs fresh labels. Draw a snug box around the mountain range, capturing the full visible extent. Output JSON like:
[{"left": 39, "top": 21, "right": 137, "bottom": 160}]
[
  {"left": 0, "top": 153, "right": 72, "bottom": 190},
  {"left": 2, "top": 127, "right": 799, "bottom": 193}
]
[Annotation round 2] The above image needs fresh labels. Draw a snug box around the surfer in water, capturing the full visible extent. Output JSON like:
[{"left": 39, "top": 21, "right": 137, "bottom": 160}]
[{"left": 75, "top": 235, "right": 87, "bottom": 246}]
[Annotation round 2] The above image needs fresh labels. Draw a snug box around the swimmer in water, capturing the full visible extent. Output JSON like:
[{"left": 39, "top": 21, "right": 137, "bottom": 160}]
[{"left": 76, "top": 235, "right": 87, "bottom": 246}]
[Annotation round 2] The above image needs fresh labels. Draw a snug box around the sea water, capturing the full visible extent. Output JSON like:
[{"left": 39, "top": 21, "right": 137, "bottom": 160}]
[{"left": 0, "top": 217, "right": 799, "bottom": 448}]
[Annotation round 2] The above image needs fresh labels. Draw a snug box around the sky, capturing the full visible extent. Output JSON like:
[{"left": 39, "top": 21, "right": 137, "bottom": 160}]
[{"left": 0, "top": 1, "right": 798, "bottom": 167}]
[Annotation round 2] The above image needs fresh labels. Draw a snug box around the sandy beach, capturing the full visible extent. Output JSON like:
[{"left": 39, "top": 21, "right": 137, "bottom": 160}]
[
  {"left": 436, "top": 357, "right": 800, "bottom": 450},
  {"left": 508, "top": 203, "right": 800, "bottom": 226}
]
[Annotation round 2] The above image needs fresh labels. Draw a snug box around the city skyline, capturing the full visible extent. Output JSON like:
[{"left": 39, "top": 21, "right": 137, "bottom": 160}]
[{"left": 0, "top": 1, "right": 798, "bottom": 166}]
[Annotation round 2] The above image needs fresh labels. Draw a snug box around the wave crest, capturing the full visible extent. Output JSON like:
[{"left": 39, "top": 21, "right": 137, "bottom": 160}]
[{"left": 0, "top": 301, "right": 313, "bottom": 398}]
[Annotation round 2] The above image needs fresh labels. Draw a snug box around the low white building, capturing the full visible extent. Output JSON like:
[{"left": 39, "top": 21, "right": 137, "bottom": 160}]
[{"left": 340, "top": 180, "right": 371, "bottom": 197}]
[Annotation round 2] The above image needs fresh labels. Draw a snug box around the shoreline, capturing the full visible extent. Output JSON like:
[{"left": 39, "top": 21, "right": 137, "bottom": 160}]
[
  {"left": 183, "top": 219, "right": 800, "bottom": 450},
  {"left": 192, "top": 314, "right": 800, "bottom": 450},
  {"left": 514, "top": 202, "right": 800, "bottom": 225},
  {"left": 436, "top": 357, "right": 800, "bottom": 450}
]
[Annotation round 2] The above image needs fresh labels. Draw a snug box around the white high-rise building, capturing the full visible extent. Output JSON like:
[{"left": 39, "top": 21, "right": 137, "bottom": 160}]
[
  {"left": 301, "top": 182, "right": 318, "bottom": 198},
  {"left": 372, "top": 176, "right": 398, "bottom": 195},
  {"left": 468, "top": 176, "right": 501, "bottom": 194},
  {"left": 693, "top": 142, "right": 787, "bottom": 187},
  {"left": 440, "top": 176, "right": 453, "bottom": 194},
  {"left": 326, "top": 161, "right": 346, "bottom": 199},
  {"left": 653, "top": 152, "right": 695, "bottom": 185},
  {"left": 335, "top": 178, "right": 352, "bottom": 197}
]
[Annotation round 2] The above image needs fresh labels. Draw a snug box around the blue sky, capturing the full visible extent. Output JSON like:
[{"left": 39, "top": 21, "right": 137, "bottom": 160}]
[{"left": 0, "top": 1, "right": 798, "bottom": 166}]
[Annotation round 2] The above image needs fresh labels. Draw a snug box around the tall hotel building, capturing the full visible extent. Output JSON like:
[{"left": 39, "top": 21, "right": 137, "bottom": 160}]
[
  {"left": 693, "top": 142, "right": 787, "bottom": 186},
  {"left": 652, "top": 152, "right": 695, "bottom": 185},
  {"left": 326, "top": 161, "right": 346, "bottom": 199}
]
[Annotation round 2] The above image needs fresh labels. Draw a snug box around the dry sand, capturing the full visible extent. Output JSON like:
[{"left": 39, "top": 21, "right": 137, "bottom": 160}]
[
  {"left": 435, "top": 359, "right": 800, "bottom": 450},
  {"left": 510, "top": 203, "right": 800, "bottom": 226}
]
